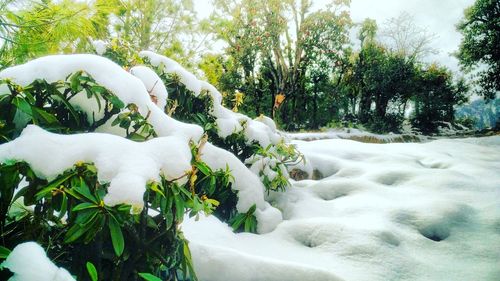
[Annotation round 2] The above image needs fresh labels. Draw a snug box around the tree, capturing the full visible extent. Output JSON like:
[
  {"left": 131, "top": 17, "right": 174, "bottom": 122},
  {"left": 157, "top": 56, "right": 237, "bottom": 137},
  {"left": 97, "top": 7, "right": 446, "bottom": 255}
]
[
  {"left": 457, "top": 0, "right": 500, "bottom": 100},
  {"left": 380, "top": 12, "right": 437, "bottom": 61},
  {"left": 210, "top": 0, "right": 352, "bottom": 129},
  {"left": 411, "top": 64, "right": 469, "bottom": 134},
  {"left": 0, "top": 0, "right": 116, "bottom": 65},
  {"left": 114, "top": 0, "right": 204, "bottom": 64}
]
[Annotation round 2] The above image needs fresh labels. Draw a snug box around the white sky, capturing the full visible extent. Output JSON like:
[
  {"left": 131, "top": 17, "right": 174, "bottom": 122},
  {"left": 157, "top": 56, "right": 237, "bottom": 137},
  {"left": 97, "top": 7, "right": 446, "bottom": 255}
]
[{"left": 195, "top": 0, "right": 475, "bottom": 73}]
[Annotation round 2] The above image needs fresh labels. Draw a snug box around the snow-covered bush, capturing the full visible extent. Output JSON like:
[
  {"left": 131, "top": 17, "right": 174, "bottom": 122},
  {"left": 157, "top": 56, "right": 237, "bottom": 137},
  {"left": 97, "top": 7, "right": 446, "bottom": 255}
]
[
  {"left": 137, "top": 51, "right": 305, "bottom": 192},
  {"left": 0, "top": 52, "right": 287, "bottom": 280}
]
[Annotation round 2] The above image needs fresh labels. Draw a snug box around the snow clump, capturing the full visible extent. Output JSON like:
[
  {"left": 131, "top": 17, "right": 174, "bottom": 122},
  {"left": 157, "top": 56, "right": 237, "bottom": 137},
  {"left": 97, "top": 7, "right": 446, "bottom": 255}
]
[{"left": 1, "top": 242, "right": 75, "bottom": 281}]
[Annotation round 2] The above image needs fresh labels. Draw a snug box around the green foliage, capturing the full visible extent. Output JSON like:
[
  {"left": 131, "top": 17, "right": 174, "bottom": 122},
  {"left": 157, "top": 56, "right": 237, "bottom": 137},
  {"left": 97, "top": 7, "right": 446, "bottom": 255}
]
[
  {"left": 0, "top": 159, "right": 212, "bottom": 280},
  {"left": 113, "top": 0, "right": 201, "bottom": 64},
  {"left": 141, "top": 54, "right": 301, "bottom": 195},
  {"left": 411, "top": 64, "right": 469, "bottom": 134},
  {"left": 210, "top": 0, "right": 352, "bottom": 130},
  {"left": 0, "top": 71, "right": 129, "bottom": 143},
  {"left": 0, "top": 0, "right": 117, "bottom": 64},
  {"left": 0, "top": 68, "right": 235, "bottom": 280},
  {"left": 86, "top": 261, "right": 98, "bottom": 281},
  {"left": 229, "top": 204, "right": 257, "bottom": 233},
  {"left": 457, "top": 0, "right": 500, "bottom": 100}
]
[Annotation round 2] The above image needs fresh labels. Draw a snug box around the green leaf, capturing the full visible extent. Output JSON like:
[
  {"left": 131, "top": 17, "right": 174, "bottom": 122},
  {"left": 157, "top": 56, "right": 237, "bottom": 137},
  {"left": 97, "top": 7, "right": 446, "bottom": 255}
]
[
  {"left": 0, "top": 246, "right": 11, "bottom": 259},
  {"left": 31, "top": 107, "right": 60, "bottom": 125},
  {"left": 11, "top": 96, "right": 32, "bottom": 115},
  {"left": 72, "top": 202, "right": 98, "bottom": 212},
  {"left": 138, "top": 273, "right": 162, "bottom": 281},
  {"left": 109, "top": 96, "right": 125, "bottom": 109},
  {"left": 52, "top": 90, "right": 81, "bottom": 125},
  {"left": 86, "top": 262, "right": 98, "bottom": 281},
  {"left": 64, "top": 224, "right": 87, "bottom": 243},
  {"left": 108, "top": 216, "right": 124, "bottom": 256},
  {"left": 35, "top": 172, "right": 76, "bottom": 200},
  {"left": 73, "top": 178, "right": 98, "bottom": 203},
  {"left": 174, "top": 194, "right": 185, "bottom": 221},
  {"left": 195, "top": 162, "right": 211, "bottom": 175},
  {"left": 57, "top": 193, "right": 68, "bottom": 220},
  {"left": 129, "top": 132, "right": 146, "bottom": 141},
  {"left": 244, "top": 215, "right": 256, "bottom": 233},
  {"left": 230, "top": 213, "right": 246, "bottom": 231},
  {"left": 69, "top": 71, "right": 82, "bottom": 92}
]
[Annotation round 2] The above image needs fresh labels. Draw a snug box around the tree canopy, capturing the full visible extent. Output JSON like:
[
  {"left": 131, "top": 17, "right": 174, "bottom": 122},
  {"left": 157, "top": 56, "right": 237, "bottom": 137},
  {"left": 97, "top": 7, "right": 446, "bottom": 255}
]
[{"left": 457, "top": 0, "right": 500, "bottom": 100}]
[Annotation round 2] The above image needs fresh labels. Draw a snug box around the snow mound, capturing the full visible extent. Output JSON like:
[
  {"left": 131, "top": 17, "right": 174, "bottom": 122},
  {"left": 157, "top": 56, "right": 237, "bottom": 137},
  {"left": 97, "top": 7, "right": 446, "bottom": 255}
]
[
  {"left": 184, "top": 136, "right": 500, "bottom": 281},
  {"left": 0, "top": 125, "right": 192, "bottom": 211},
  {"left": 1, "top": 241, "right": 75, "bottom": 281}
]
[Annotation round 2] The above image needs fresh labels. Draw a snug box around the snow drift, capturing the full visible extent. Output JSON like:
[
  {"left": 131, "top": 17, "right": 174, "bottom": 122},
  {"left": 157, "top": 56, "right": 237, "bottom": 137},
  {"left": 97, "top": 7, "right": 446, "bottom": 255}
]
[{"left": 184, "top": 136, "right": 500, "bottom": 281}]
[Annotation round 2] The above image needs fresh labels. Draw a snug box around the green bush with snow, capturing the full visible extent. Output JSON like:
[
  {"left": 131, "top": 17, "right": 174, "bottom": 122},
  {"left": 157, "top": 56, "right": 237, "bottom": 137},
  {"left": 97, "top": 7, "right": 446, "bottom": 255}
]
[{"left": 0, "top": 44, "right": 306, "bottom": 280}]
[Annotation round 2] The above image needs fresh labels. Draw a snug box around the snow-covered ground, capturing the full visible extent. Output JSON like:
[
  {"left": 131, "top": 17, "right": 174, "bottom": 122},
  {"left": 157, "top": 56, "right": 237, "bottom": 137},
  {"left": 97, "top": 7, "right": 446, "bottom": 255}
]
[
  {"left": 286, "top": 128, "right": 426, "bottom": 143},
  {"left": 184, "top": 136, "right": 500, "bottom": 281}
]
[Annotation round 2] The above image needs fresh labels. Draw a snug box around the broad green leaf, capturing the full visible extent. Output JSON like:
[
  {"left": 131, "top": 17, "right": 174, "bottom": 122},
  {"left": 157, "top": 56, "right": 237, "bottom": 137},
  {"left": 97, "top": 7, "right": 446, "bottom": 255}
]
[
  {"left": 73, "top": 178, "right": 98, "bottom": 203},
  {"left": 108, "top": 216, "right": 124, "bottom": 256},
  {"left": 11, "top": 96, "right": 32, "bottom": 115},
  {"left": 52, "top": 90, "right": 81, "bottom": 125},
  {"left": 86, "top": 262, "right": 98, "bottom": 281},
  {"left": 129, "top": 132, "right": 146, "bottom": 141},
  {"left": 195, "top": 162, "right": 210, "bottom": 175},
  {"left": 230, "top": 213, "right": 246, "bottom": 231},
  {"left": 32, "top": 107, "right": 59, "bottom": 125},
  {"left": 64, "top": 224, "right": 87, "bottom": 243},
  {"left": 109, "top": 96, "right": 125, "bottom": 109}
]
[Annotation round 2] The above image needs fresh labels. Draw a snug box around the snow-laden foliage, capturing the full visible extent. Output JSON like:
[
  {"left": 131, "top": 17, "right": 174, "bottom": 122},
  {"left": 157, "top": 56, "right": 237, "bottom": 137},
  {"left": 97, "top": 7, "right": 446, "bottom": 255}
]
[{"left": 0, "top": 50, "right": 303, "bottom": 280}]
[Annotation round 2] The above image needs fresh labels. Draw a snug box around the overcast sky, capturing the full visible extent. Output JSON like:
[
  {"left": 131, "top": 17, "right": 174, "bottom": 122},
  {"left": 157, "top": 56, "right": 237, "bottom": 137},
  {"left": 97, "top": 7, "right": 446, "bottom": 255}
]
[{"left": 195, "top": 0, "right": 475, "bottom": 73}]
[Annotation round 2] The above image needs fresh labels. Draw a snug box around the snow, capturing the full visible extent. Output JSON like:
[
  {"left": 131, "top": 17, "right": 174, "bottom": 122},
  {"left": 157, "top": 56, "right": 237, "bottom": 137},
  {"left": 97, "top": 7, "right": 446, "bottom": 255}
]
[
  {"left": 287, "top": 128, "right": 425, "bottom": 143},
  {"left": 139, "top": 50, "right": 202, "bottom": 95},
  {"left": 0, "top": 54, "right": 285, "bottom": 233},
  {"left": 138, "top": 51, "right": 284, "bottom": 148},
  {"left": 1, "top": 242, "right": 75, "bottom": 281},
  {"left": 0, "top": 54, "right": 203, "bottom": 142},
  {"left": 0, "top": 125, "right": 192, "bottom": 212},
  {"left": 201, "top": 143, "right": 282, "bottom": 233},
  {"left": 130, "top": 65, "right": 169, "bottom": 110},
  {"left": 184, "top": 136, "right": 500, "bottom": 281},
  {"left": 91, "top": 40, "right": 107, "bottom": 55}
]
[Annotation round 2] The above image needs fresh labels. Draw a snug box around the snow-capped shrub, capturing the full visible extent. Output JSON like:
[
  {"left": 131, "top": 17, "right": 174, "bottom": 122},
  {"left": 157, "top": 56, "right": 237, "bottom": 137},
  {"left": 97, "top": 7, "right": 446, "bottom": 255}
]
[
  {"left": 0, "top": 133, "right": 218, "bottom": 280},
  {"left": 137, "top": 51, "right": 305, "bottom": 193},
  {"left": 0, "top": 51, "right": 286, "bottom": 280}
]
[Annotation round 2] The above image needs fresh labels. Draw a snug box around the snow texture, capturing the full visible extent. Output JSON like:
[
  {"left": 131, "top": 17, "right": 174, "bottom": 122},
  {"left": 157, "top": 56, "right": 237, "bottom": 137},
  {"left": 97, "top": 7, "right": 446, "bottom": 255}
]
[
  {"left": 1, "top": 241, "right": 75, "bottom": 281},
  {"left": 0, "top": 125, "right": 192, "bottom": 212},
  {"left": 184, "top": 136, "right": 500, "bottom": 281}
]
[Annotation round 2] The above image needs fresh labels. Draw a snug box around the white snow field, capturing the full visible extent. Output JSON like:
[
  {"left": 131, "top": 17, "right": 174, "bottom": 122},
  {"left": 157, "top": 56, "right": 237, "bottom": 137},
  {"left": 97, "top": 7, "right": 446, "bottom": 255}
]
[{"left": 184, "top": 136, "right": 500, "bottom": 281}]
